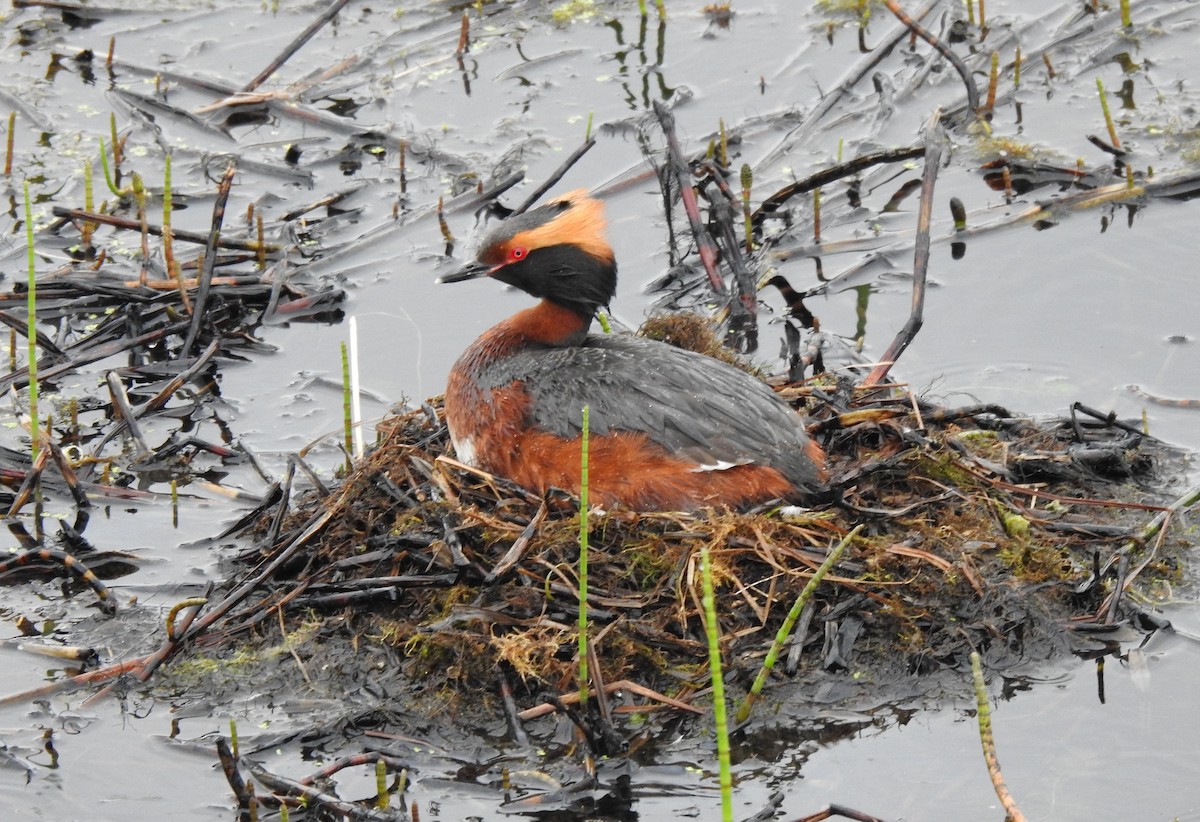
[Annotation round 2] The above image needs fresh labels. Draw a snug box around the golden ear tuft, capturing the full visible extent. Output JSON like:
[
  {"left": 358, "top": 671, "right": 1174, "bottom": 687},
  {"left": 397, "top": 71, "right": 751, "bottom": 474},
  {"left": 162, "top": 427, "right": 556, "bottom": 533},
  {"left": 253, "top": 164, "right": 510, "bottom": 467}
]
[{"left": 513, "top": 191, "right": 613, "bottom": 263}]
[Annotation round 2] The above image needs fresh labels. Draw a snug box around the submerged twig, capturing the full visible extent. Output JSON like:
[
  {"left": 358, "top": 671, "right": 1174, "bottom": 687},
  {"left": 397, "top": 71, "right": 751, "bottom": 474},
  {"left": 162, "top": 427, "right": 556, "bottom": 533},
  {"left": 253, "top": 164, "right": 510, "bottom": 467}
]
[{"left": 241, "top": 0, "right": 353, "bottom": 94}]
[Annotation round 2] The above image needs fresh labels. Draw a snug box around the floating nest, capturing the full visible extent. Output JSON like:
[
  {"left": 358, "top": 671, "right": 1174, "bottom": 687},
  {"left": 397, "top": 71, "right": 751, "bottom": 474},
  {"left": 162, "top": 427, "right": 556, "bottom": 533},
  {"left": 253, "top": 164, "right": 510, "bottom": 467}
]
[{"left": 218, "top": 331, "right": 1187, "bottom": 721}]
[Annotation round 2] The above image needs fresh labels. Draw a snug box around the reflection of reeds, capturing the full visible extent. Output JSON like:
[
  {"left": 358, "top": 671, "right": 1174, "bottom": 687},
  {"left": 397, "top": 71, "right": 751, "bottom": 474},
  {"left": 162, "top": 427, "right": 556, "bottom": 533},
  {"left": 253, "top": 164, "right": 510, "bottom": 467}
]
[
  {"left": 740, "top": 164, "right": 753, "bottom": 252},
  {"left": 22, "top": 182, "right": 39, "bottom": 461},
  {"left": 985, "top": 51, "right": 999, "bottom": 114}
]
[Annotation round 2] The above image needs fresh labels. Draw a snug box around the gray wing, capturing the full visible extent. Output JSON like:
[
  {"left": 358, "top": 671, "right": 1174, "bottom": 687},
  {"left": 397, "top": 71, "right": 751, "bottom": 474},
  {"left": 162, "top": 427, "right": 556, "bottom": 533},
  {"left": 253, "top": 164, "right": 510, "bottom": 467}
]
[{"left": 475, "top": 334, "right": 820, "bottom": 488}]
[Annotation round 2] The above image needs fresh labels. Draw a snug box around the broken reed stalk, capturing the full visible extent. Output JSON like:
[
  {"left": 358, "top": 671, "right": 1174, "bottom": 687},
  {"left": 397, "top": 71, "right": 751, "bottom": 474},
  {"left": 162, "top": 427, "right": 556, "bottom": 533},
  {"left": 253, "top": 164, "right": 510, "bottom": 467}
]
[
  {"left": 1096, "top": 78, "right": 1122, "bottom": 150},
  {"left": 182, "top": 162, "right": 236, "bottom": 355},
  {"left": 82, "top": 159, "right": 96, "bottom": 250},
  {"left": 163, "top": 154, "right": 191, "bottom": 309},
  {"left": 241, "top": 0, "right": 353, "bottom": 93},
  {"left": 577, "top": 404, "right": 590, "bottom": 707},
  {"left": 699, "top": 544, "right": 733, "bottom": 822},
  {"left": 812, "top": 187, "right": 822, "bottom": 244},
  {"left": 1014, "top": 45, "right": 1022, "bottom": 88},
  {"left": 22, "top": 182, "right": 39, "bottom": 461},
  {"left": 398, "top": 140, "right": 407, "bottom": 196},
  {"left": 256, "top": 213, "right": 266, "bottom": 269},
  {"left": 374, "top": 759, "right": 389, "bottom": 809},
  {"left": 735, "top": 524, "right": 862, "bottom": 724},
  {"left": 1120, "top": 0, "right": 1131, "bottom": 28},
  {"left": 970, "top": 652, "right": 1028, "bottom": 822},
  {"left": 512, "top": 134, "right": 596, "bottom": 216},
  {"left": 739, "top": 164, "right": 753, "bottom": 252},
  {"left": 109, "top": 113, "right": 123, "bottom": 190},
  {"left": 5, "top": 111, "right": 14, "bottom": 176},
  {"left": 436, "top": 196, "right": 454, "bottom": 245},
  {"left": 862, "top": 110, "right": 944, "bottom": 386},
  {"left": 985, "top": 51, "right": 999, "bottom": 113},
  {"left": 131, "top": 172, "right": 149, "bottom": 286},
  {"left": 455, "top": 12, "right": 470, "bottom": 57}
]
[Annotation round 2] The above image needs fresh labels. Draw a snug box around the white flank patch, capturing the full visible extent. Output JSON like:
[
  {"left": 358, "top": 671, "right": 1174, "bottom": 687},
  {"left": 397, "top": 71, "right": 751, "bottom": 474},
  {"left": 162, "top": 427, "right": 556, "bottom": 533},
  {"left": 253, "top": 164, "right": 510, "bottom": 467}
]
[
  {"left": 450, "top": 433, "right": 476, "bottom": 466},
  {"left": 690, "top": 460, "right": 741, "bottom": 473}
]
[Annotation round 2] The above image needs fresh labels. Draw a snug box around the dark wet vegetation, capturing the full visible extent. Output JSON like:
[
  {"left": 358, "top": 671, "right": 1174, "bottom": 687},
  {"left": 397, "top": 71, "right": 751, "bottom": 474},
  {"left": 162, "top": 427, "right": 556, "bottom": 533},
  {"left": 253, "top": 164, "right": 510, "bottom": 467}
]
[{"left": 2, "top": 0, "right": 1200, "bottom": 820}]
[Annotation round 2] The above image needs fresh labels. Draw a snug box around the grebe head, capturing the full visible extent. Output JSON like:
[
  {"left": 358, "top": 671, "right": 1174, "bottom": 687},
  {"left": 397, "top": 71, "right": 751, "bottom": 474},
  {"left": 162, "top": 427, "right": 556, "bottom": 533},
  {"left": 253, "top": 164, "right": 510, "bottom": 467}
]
[{"left": 440, "top": 190, "right": 617, "bottom": 318}]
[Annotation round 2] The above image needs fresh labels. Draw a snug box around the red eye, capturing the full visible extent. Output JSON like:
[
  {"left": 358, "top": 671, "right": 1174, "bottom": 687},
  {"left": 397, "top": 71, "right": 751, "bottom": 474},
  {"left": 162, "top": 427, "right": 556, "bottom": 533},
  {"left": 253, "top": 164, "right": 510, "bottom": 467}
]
[{"left": 507, "top": 246, "right": 527, "bottom": 263}]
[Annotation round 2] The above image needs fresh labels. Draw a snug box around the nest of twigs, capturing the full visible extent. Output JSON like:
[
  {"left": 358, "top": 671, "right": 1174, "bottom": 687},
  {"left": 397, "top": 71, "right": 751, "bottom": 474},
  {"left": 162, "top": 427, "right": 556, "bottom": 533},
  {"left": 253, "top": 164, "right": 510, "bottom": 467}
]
[{"left": 220, "top": 357, "right": 1181, "bottom": 717}]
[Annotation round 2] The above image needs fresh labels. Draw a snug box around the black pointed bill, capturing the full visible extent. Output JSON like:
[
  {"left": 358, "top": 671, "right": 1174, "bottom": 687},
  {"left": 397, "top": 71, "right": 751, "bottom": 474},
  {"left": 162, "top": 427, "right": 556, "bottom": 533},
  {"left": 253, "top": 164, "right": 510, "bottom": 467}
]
[{"left": 437, "top": 260, "right": 495, "bottom": 284}]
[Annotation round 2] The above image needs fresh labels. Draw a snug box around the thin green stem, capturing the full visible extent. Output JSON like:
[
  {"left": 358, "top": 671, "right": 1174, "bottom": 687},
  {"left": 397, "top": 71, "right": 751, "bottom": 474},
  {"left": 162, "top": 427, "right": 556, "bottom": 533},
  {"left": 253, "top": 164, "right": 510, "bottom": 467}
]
[
  {"left": 98, "top": 137, "right": 122, "bottom": 198},
  {"left": 577, "top": 404, "right": 590, "bottom": 706},
  {"left": 700, "top": 545, "right": 733, "bottom": 822},
  {"left": 1096, "top": 77, "right": 1122, "bottom": 150},
  {"left": 375, "top": 759, "right": 389, "bottom": 809},
  {"left": 109, "top": 112, "right": 122, "bottom": 188},
  {"left": 971, "top": 652, "right": 1028, "bottom": 821},
  {"left": 340, "top": 341, "right": 353, "bottom": 471},
  {"left": 736, "top": 524, "right": 862, "bottom": 724},
  {"left": 740, "top": 163, "right": 753, "bottom": 253}
]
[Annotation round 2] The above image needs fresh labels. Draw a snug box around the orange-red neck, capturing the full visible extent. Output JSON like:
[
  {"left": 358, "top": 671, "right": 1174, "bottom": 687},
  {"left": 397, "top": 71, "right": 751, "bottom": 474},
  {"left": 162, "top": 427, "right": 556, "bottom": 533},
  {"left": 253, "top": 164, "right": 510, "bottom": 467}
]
[{"left": 503, "top": 299, "right": 592, "bottom": 347}]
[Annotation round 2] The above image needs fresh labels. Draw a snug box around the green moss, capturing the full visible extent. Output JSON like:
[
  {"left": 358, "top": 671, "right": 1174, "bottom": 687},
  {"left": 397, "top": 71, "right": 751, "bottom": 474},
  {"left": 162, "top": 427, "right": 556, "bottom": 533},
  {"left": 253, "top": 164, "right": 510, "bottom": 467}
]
[
  {"left": 551, "top": 0, "right": 596, "bottom": 24},
  {"left": 622, "top": 540, "right": 676, "bottom": 590},
  {"left": 169, "top": 649, "right": 260, "bottom": 684},
  {"left": 997, "top": 540, "right": 1073, "bottom": 583},
  {"left": 996, "top": 504, "right": 1030, "bottom": 538}
]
